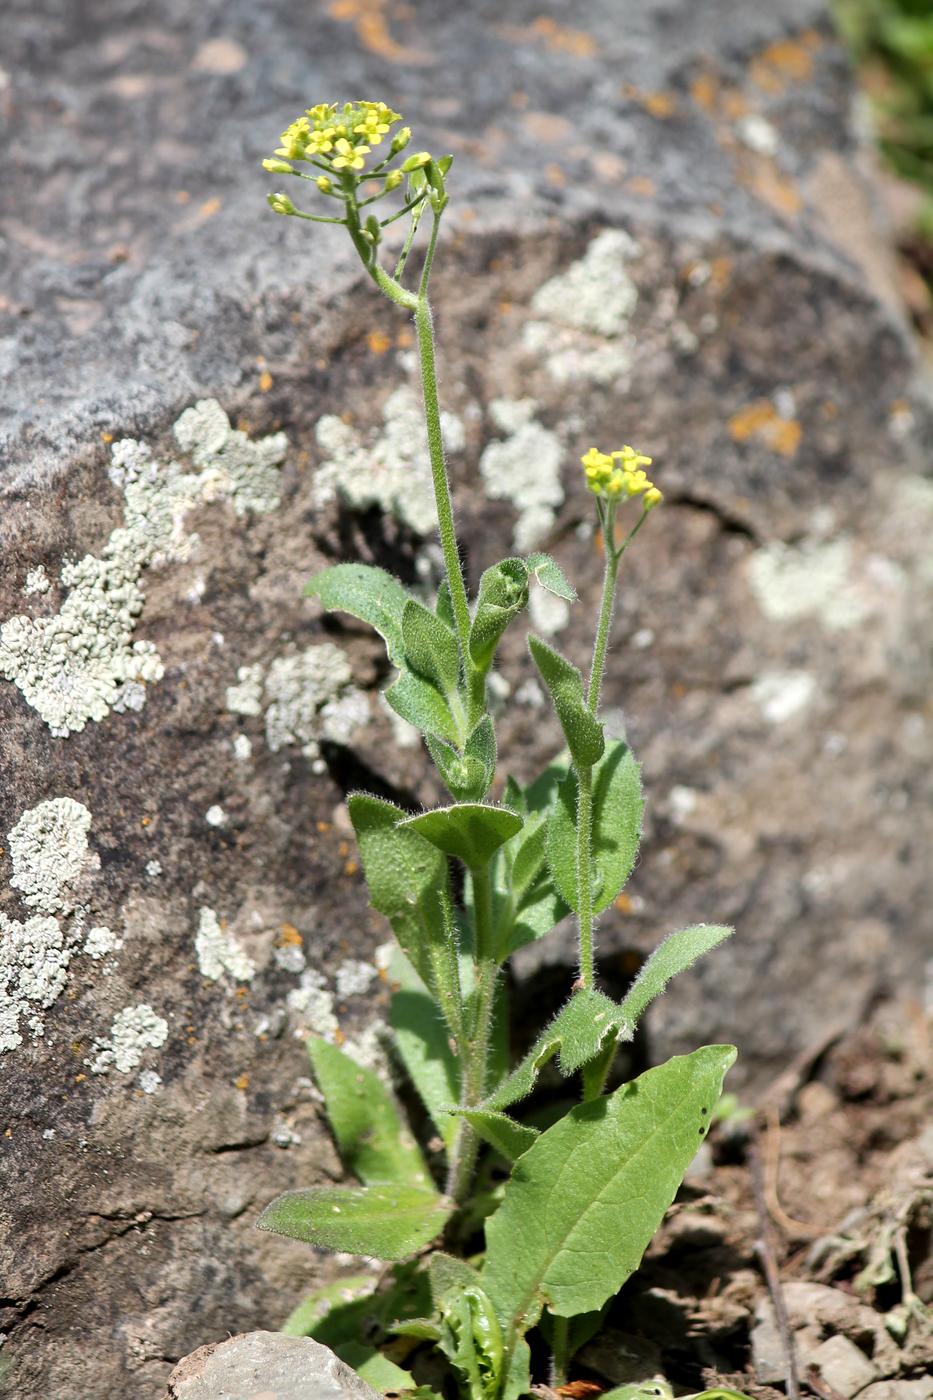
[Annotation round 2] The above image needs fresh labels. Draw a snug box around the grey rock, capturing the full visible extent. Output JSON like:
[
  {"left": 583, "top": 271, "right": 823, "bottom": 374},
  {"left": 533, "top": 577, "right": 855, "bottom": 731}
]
[
  {"left": 1, "top": 0, "right": 932, "bottom": 1397},
  {"left": 163, "top": 1332, "right": 381, "bottom": 1400},
  {"left": 807, "top": 1333, "right": 878, "bottom": 1397},
  {"left": 859, "top": 1382, "right": 933, "bottom": 1400}
]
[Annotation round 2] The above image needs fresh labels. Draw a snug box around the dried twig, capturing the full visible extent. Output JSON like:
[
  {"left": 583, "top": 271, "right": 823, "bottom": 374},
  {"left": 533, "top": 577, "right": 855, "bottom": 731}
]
[{"left": 748, "top": 1131, "right": 801, "bottom": 1400}]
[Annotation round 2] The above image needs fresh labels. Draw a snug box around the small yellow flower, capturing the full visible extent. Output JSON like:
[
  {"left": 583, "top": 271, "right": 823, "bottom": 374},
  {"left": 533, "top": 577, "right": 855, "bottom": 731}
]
[
  {"left": 316, "top": 175, "right": 333, "bottom": 193},
  {"left": 643, "top": 487, "right": 663, "bottom": 510},
  {"left": 582, "top": 444, "right": 658, "bottom": 503},
  {"left": 384, "top": 169, "right": 403, "bottom": 190},
  {"left": 278, "top": 117, "right": 311, "bottom": 160},
  {"left": 332, "top": 137, "right": 370, "bottom": 171}
]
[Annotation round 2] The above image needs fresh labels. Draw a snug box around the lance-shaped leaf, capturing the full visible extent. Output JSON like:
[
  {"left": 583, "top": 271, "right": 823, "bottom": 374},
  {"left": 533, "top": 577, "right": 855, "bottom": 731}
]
[
  {"left": 348, "top": 794, "right": 462, "bottom": 1037},
  {"left": 525, "top": 552, "right": 577, "bottom": 602},
  {"left": 400, "top": 803, "right": 523, "bottom": 871},
  {"left": 402, "top": 598, "right": 461, "bottom": 696},
  {"left": 619, "top": 925, "right": 732, "bottom": 1029},
  {"left": 307, "top": 1037, "right": 432, "bottom": 1188},
  {"left": 390, "top": 959, "right": 461, "bottom": 1154},
  {"left": 258, "top": 1183, "right": 451, "bottom": 1261},
  {"left": 385, "top": 667, "right": 463, "bottom": 746},
  {"left": 482, "top": 1046, "right": 737, "bottom": 1333},
  {"left": 548, "top": 739, "right": 643, "bottom": 914},
  {"left": 305, "top": 563, "right": 412, "bottom": 666},
  {"left": 489, "top": 761, "right": 570, "bottom": 960},
  {"left": 483, "top": 989, "right": 632, "bottom": 1113},
  {"left": 469, "top": 559, "right": 529, "bottom": 674},
  {"left": 458, "top": 1109, "right": 539, "bottom": 1164},
  {"left": 428, "top": 715, "right": 497, "bottom": 803},
  {"left": 436, "top": 578, "right": 456, "bottom": 630},
  {"left": 528, "top": 635, "right": 605, "bottom": 768}
]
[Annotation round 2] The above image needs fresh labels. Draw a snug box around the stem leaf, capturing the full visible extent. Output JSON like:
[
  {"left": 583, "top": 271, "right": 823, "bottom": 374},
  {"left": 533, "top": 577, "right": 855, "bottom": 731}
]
[
  {"left": 428, "top": 715, "right": 497, "bottom": 802},
  {"left": 548, "top": 739, "right": 643, "bottom": 914},
  {"left": 257, "top": 1183, "right": 451, "bottom": 1261},
  {"left": 307, "top": 1036, "right": 432, "bottom": 1188},
  {"left": 457, "top": 1109, "right": 540, "bottom": 1164},
  {"left": 469, "top": 559, "right": 530, "bottom": 673},
  {"left": 481, "top": 1046, "right": 737, "bottom": 1331},
  {"left": 390, "top": 961, "right": 461, "bottom": 1154},
  {"left": 402, "top": 598, "right": 461, "bottom": 695},
  {"left": 305, "top": 563, "right": 412, "bottom": 666},
  {"left": 400, "top": 803, "right": 523, "bottom": 870},
  {"left": 385, "top": 667, "right": 462, "bottom": 746},
  {"left": 528, "top": 635, "right": 605, "bottom": 768},
  {"left": 525, "top": 552, "right": 577, "bottom": 602},
  {"left": 619, "top": 924, "right": 733, "bottom": 1029}
]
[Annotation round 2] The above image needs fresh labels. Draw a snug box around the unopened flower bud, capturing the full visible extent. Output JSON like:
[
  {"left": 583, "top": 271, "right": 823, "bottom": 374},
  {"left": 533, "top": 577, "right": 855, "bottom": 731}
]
[
  {"left": 316, "top": 175, "right": 333, "bottom": 193},
  {"left": 401, "top": 151, "right": 432, "bottom": 171},
  {"left": 390, "top": 126, "right": 412, "bottom": 154},
  {"left": 643, "top": 487, "right": 663, "bottom": 511},
  {"left": 263, "top": 158, "right": 294, "bottom": 175},
  {"left": 267, "top": 192, "right": 296, "bottom": 216},
  {"left": 384, "top": 169, "right": 403, "bottom": 190}
]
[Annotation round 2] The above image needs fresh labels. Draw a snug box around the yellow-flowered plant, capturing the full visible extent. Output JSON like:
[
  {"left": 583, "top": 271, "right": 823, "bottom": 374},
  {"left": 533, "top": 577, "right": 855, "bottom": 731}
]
[{"left": 253, "top": 101, "right": 739, "bottom": 1400}]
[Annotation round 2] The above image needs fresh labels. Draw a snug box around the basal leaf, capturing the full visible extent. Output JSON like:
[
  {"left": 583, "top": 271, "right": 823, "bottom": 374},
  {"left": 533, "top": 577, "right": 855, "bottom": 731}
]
[
  {"left": 482, "top": 1046, "right": 737, "bottom": 1332},
  {"left": 343, "top": 1344, "right": 414, "bottom": 1390},
  {"left": 525, "top": 552, "right": 577, "bottom": 602},
  {"left": 429, "top": 1251, "right": 483, "bottom": 1304},
  {"left": 469, "top": 559, "right": 530, "bottom": 674},
  {"left": 385, "top": 667, "right": 463, "bottom": 746},
  {"left": 305, "top": 563, "right": 412, "bottom": 666},
  {"left": 458, "top": 1109, "right": 539, "bottom": 1163},
  {"left": 307, "top": 1037, "right": 431, "bottom": 1188},
  {"left": 281, "top": 1274, "right": 376, "bottom": 1338},
  {"left": 528, "top": 635, "right": 604, "bottom": 768},
  {"left": 402, "top": 598, "right": 461, "bottom": 696},
  {"left": 400, "top": 803, "right": 523, "bottom": 870},
  {"left": 258, "top": 1184, "right": 451, "bottom": 1261},
  {"left": 483, "top": 989, "right": 632, "bottom": 1112},
  {"left": 619, "top": 925, "right": 732, "bottom": 1029},
  {"left": 548, "top": 738, "right": 643, "bottom": 914}
]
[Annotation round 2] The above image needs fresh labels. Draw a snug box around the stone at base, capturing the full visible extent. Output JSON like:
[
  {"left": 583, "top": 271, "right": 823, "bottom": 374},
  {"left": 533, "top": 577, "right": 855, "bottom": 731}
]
[{"left": 163, "top": 1332, "right": 381, "bottom": 1400}]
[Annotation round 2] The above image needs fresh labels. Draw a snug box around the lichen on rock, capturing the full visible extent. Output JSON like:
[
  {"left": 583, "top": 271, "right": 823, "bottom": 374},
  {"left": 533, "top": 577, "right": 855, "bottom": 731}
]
[
  {"left": 88, "top": 1002, "right": 169, "bottom": 1074},
  {"left": 227, "top": 645, "right": 369, "bottom": 771},
  {"left": 195, "top": 907, "right": 256, "bottom": 982},
  {"left": 8, "top": 797, "right": 93, "bottom": 914},
  {"left": 479, "top": 398, "right": 564, "bottom": 550}
]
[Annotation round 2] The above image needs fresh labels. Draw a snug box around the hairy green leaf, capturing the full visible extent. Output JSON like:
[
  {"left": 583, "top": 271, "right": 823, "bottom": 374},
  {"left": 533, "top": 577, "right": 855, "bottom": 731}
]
[
  {"left": 401, "top": 803, "right": 523, "bottom": 870},
  {"left": 458, "top": 1109, "right": 539, "bottom": 1163},
  {"left": 343, "top": 1345, "right": 414, "bottom": 1390},
  {"left": 528, "top": 635, "right": 605, "bottom": 768},
  {"left": 305, "top": 563, "right": 412, "bottom": 665},
  {"left": 482, "top": 1046, "right": 736, "bottom": 1332},
  {"left": 469, "top": 559, "right": 530, "bottom": 673},
  {"left": 402, "top": 598, "right": 461, "bottom": 696},
  {"left": 348, "top": 794, "right": 462, "bottom": 1036},
  {"left": 525, "top": 552, "right": 577, "bottom": 602},
  {"left": 620, "top": 925, "right": 732, "bottom": 1029},
  {"left": 257, "top": 1184, "right": 451, "bottom": 1261},
  {"left": 490, "top": 762, "right": 570, "bottom": 960},
  {"left": 428, "top": 715, "right": 497, "bottom": 803},
  {"left": 307, "top": 1037, "right": 431, "bottom": 1188},
  {"left": 483, "top": 989, "right": 632, "bottom": 1112},
  {"left": 281, "top": 1274, "right": 376, "bottom": 1338},
  {"left": 548, "top": 739, "right": 643, "bottom": 913},
  {"left": 435, "top": 578, "right": 455, "bottom": 630},
  {"left": 390, "top": 981, "right": 461, "bottom": 1154},
  {"left": 429, "top": 1251, "right": 483, "bottom": 1304},
  {"left": 384, "top": 667, "right": 462, "bottom": 746}
]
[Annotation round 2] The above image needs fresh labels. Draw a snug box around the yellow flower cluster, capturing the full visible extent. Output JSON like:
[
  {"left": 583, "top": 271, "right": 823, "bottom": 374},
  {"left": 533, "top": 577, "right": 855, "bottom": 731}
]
[
  {"left": 272, "top": 101, "right": 403, "bottom": 173},
  {"left": 582, "top": 446, "right": 662, "bottom": 510}
]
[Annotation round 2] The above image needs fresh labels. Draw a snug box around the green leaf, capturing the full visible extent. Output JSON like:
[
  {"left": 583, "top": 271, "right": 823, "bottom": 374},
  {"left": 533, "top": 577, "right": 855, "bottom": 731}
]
[
  {"left": 548, "top": 739, "right": 643, "bottom": 914},
  {"left": 483, "top": 989, "right": 632, "bottom": 1112},
  {"left": 305, "top": 563, "right": 411, "bottom": 666},
  {"left": 348, "top": 795, "right": 462, "bottom": 1036},
  {"left": 469, "top": 559, "right": 530, "bottom": 673},
  {"left": 281, "top": 1274, "right": 376, "bottom": 1337},
  {"left": 429, "top": 1251, "right": 483, "bottom": 1304},
  {"left": 343, "top": 1345, "right": 414, "bottom": 1390},
  {"left": 619, "top": 925, "right": 732, "bottom": 1029},
  {"left": 490, "top": 762, "right": 570, "bottom": 960},
  {"left": 402, "top": 598, "right": 461, "bottom": 695},
  {"left": 601, "top": 1386, "right": 674, "bottom": 1400},
  {"left": 257, "top": 1183, "right": 451, "bottom": 1261},
  {"left": 528, "top": 634, "right": 605, "bottom": 768},
  {"left": 307, "top": 1037, "right": 431, "bottom": 1188},
  {"left": 437, "top": 1283, "right": 504, "bottom": 1400},
  {"left": 400, "top": 803, "right": 523, "bottom": 870},
  {"left": 436, "top": 579, "right": 455, "bottom": 630},
  {"left": 385, "top": 667, "right": 462, "bottom": 746},
  {"left": 525, "top": 552, "right": 577, "bottom": 602},
  {"left": 428, "top": 715, "right": 497, "bottom": 803},
  {"left": 458, "top": 1109, "right": 539, "bottom": 1163},
  {"left": 481, "top": 1046, "right": 737, "bottom": 1332},
  {"left": 390, "top": 978, "right": 461, "bottom": 1154}
]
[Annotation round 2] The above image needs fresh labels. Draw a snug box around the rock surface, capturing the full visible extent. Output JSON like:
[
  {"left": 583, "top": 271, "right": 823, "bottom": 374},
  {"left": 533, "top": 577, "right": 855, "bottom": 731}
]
[
  {"left": 1, "top": 0, "right": 932, "bottom": 1396},
  {"left": 163, "top": 1332, "right": 381, "bottom": 1400}
]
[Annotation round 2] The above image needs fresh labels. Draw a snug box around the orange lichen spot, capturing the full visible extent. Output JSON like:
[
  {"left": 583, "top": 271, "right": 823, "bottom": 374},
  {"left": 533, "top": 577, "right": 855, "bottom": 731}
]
[
  {"left": 140, "top": 816, "right": 151, "bottom": 827},
  {"left": 198, "top": 196, "right": 222, "bottom": 220},
  {"left": 74, "top": 1074, "right": 87, "bottom": 1084},
  {"left": 626, "top": 175, "right": 657, "bottom": 198},
  {"left": 623, "top": 85, "right": 678, "bottom": 119},
  {"left": 821, "top": 400, "right": 840, "bottom": 419},
  {"left": 690, "top": 71, "right": 719, "bottom": 113},
  {"left": 746, "top": 164, "right": 802, "bottom": 217},
  {"left": 545, "top": 162, "right": 567, "bottom": 187},
  {"left": 174, "top": 190, "right": 191, "bottom": 205},
  {"left": 749, "top": 36, "right": 814, "bottom": 94},
  {"left": 709, "top": 256, "right": 733, "bottom": 292},
  {"left": 71, "top": 1041, "right": 83, "bottom": 1055},
  {"left": 316, "top": 819, "right": 331, "bottom": 833},
  {"left": 337, "top": 840, "right": 350, "bottom": 858},
  {"left": 721, "top": 88, "right": 750, "bottom": 121},
  {"left": 334, "top": 1027, "right": 346, "bottom": 1046},
  {"left": 100, "top": 430, "right": 114, "bottom": 444},
  {"left": 367, "top": 328, "right": 392, "bottom": 354},
  {"left": 4, "top": 1128, "right": 11, "bottom": 1138},
  {"left": 258, "top": 369, "right": 273, "bottom": 392},
  {"left": 235, "top": 986, "right": 249, "bottom": 999},
  {"left": 671, "top": 681, "right": 687, "bottom": 699},
  {"left": 344, "top": 859, "right": 359, "bottom": 877},
  {"left": 614, "top": 892, "right": 634, "bottom": 914},
  {"left": 327, "top": 0, "right": 432, "bottom": 65},
  {"left": 729, "top": 400, "right": 802, "bottom": 457},
  {"left": 588, "top": 151, "right": 627, "bottom": 182},
  {"left": 279, "top": 923, "right": 303, "bottom": 947},
  {"left": 527, "top": 17, "right": 597, "bottom": 58},
  {"left": 187, "top": 1036, "right": 198, "bottom": 1046},
  {"left": 234, "top": 1073, "right": 250, "bottom": 1091},
  {"left": 395, "top": 327, "right": 413, "bottom": 348}
]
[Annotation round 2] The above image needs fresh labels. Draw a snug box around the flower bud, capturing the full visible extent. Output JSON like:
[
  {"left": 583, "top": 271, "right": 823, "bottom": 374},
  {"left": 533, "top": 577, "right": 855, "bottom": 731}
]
[
  {"left": 384, "top": 169, "right": 403, "bottom": 190},
  {"left": 401, "top": 151, "right": 432, "bottom": 171},
  {"left": 390, "top": 126, "right": 412, "bottom": 154},
  {"left": 267, "top": 192, "right": 296, "bottom": 216},
  {"left": 643, "top": 487, "right": 663, "bottom": 511},
  {"left": 262, "top": 158, "right": 294, "bottom": 175},
  {"left": 316, "top": 175, "right": 333, "bottom": 193}
]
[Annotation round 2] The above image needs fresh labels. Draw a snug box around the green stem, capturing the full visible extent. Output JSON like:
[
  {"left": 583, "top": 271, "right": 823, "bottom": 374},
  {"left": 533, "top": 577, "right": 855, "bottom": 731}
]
[
  {"left": 549, "top": 1316, "right": 570, "bottom": 1388},
  {"left": 446, "top": 864, "right": 498, "bottom": 1203},
  {"left": 576, "top": 764, "right": 595, "bottom": 991},
  {"left": 587, "top": 511, "right": 622, "bottom": 716}
]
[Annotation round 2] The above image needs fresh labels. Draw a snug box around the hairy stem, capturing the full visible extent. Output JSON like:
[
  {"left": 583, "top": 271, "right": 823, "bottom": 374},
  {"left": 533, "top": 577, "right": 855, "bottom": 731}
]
[{"left": 446, "top": 864, "right": 498, "bottom": 1203}]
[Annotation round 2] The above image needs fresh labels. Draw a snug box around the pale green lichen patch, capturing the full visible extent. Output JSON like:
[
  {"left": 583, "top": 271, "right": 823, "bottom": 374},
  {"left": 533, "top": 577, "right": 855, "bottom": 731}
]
[
  {"left": 88, "top": 1003, "right": 169, "bottom": 1074},
  {"left": 0, "top": 401, "right": 287, "bottom": 735},
  {"left": 23, "top": 566, "right": 50, "bottom": 595},
  {"left": 480, "top": 398, "right": 564, "bottom": 551},
  {"left": 523, "top": 228, "right": 640, "bottom": 384},
  {"left": 8, "top": 797, "right": 93, "bottom": 914},
  {"left": 195, "top": 907, "right": 256, "bottom": 982},
  {"left": 313, "top": 385, "right": 465, "bottom": 535},
  {"left": 0, "top": 912, "right": 71, "bottom": 1052},
  {"left": 747, "top": 539, "right": 871, "bottom": 630},
  {"left": 750, "top": 670, "right": 816, "bottom": 725}
]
